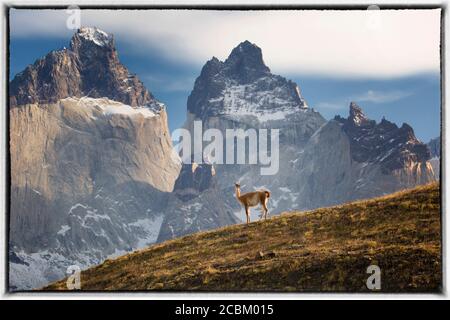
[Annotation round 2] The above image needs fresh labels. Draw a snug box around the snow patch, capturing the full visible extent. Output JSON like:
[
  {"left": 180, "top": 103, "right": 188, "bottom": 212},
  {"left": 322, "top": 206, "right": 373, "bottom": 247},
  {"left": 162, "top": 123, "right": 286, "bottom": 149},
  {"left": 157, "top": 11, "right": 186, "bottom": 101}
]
[
  {"left": 210, "top": 77, "right": 307, "bottom": 123},
  {"left": 68, "top": 203, "right": 88, "bottom": 215},
  {"left": 57, "top": 225, "right": 71, "bottom": 236},
  {"left": 77, "top": 27, "right": 112, "bottom": 47},
  {"left": 62, "top": 97, "right": 157, "bottom": 118},
  {"left": 128, "top": 215, "right": 164, "bottom": 249}
]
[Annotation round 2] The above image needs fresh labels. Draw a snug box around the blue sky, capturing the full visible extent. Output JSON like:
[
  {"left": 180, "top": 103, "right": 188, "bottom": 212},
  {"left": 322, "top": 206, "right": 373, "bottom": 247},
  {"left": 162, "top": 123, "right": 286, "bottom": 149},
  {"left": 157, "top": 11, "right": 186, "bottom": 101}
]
[{"left": 9, "top": 9, "right": 441, "bottom": 142}]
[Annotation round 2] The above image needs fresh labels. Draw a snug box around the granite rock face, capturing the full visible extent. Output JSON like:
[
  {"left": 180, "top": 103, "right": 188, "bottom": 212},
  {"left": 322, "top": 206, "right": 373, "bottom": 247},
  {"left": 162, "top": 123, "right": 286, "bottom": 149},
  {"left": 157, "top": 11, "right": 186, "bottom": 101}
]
[
  {"left": 157, "top": 163, "right": 239, "bottom": 242},
  {"left": 9, "top": 28, "right": 180, "bottom": 290}
]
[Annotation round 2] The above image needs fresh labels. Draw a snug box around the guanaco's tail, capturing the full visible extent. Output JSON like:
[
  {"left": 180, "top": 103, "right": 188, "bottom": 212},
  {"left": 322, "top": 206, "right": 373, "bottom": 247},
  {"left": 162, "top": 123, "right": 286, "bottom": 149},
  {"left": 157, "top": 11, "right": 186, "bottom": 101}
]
[{"left": 265, "top": 191, "right": 270, "bottom": 198}]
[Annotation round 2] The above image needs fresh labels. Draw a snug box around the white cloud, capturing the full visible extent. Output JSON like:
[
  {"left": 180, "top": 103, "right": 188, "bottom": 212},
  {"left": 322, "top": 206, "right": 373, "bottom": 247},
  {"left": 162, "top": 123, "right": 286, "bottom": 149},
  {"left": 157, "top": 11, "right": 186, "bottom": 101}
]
[
  {"left": 316, "top": 89, "right": 414, "bottom": 110},
  {"left": 10, "top": 9, "right": 441, "bottom": 78},
  {"left": 353, "top": 89, "right": 413, "bottom": 103}
]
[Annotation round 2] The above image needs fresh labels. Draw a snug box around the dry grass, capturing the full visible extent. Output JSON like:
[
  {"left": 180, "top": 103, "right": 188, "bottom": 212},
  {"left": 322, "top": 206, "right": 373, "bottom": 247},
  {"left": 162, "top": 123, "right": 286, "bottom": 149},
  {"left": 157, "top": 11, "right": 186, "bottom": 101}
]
[{"left": 44, "top": 183, "right": 441, "bottom": 292}]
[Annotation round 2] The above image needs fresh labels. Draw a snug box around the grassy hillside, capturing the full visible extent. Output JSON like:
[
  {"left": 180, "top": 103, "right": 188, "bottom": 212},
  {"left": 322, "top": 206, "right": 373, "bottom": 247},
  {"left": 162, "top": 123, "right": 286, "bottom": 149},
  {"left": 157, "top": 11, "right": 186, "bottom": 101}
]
[{"left": 45, "top": 183, "right": 441, "bottom": 292}]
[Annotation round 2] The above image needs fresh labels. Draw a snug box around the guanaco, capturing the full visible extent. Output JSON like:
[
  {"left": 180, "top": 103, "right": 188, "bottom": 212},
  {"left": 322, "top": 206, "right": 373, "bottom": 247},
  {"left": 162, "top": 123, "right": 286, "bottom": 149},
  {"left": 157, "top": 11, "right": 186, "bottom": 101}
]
[{"left": 234, "top": 183, "right": 270, "bottom": 224}]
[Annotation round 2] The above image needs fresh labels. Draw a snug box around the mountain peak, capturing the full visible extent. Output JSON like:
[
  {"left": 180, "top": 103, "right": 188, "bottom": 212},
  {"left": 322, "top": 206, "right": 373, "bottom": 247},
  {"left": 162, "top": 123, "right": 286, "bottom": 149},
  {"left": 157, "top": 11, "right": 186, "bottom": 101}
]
[
  {"left": 74, "top": 27, "right": 113, "bottom": 47},
  {"left": 224, "top": 40, "right": 270, "bottom": 82},
  {"left": 337, "top": 102, "right": 430, "bottom": 173},
  {"left": 226, "top": 40, "right": 267, "bottom": 66},
  {"left": 69, "top": 27, "right": 115, "bottom": 55},
  {"left": 348, "top": 102, "right": 369, "bottom": 126},
  {"left": 187, "top": 40, "right": 313, "bottom": 119},
  {"left": 235, "top": 40, "right": 258, "bottom": 52},
  {"left": 10, "top": 27, "right": 156, "bottom": 108}
]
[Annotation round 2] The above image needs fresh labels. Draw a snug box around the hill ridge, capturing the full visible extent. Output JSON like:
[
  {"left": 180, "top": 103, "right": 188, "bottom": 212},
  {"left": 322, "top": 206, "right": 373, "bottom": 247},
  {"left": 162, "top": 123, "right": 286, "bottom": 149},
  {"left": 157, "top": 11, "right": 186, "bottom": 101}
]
[{"left": 44, "top": 183, "right": 441, "bottom": 292}]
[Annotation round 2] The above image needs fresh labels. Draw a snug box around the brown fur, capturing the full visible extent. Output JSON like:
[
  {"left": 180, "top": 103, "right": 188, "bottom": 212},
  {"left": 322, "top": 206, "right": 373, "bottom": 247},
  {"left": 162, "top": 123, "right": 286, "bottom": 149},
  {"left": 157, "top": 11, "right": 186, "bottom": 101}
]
[{"left": 235, "top": 183, "right": 270, "bottom": 224}]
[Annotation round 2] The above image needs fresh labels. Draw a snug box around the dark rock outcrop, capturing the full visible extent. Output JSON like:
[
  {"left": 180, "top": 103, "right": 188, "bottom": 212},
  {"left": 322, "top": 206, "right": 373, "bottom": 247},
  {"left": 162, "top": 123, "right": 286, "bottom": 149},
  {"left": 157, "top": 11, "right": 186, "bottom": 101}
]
[
  {"left": 173, "top": 163, "right": 217, "bottom": 201},
  {"left": 335, "top": 102, "right": 431, "bottom": 173}
]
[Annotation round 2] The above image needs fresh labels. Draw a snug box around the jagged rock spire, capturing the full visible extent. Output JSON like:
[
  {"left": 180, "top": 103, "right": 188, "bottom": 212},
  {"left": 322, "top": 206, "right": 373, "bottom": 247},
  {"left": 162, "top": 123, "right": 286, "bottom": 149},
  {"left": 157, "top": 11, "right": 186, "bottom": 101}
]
[
  {"left": 335, "top": 102, "right": 430, "bottom": 173},
  {"left": 348, "top": 102, "right": 369, "bottom": 126}
]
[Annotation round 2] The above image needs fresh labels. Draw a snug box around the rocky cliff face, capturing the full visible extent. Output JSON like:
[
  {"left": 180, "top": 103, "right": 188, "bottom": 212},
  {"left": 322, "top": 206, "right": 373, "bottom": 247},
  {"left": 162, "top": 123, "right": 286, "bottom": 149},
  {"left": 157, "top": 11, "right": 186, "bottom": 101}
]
[
  {"left": 9, "top": 28, "right": 180, "bottom": 290},
  {"left": 157, "top": 163, "right": 239, "bottom": 242}
]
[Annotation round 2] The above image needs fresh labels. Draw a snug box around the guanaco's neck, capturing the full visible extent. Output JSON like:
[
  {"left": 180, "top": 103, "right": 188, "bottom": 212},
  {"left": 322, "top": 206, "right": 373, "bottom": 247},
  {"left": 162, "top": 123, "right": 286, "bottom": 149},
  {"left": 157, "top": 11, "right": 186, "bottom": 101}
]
[{"left": 235, "top": 187, "right": 241, "bottom": 199}]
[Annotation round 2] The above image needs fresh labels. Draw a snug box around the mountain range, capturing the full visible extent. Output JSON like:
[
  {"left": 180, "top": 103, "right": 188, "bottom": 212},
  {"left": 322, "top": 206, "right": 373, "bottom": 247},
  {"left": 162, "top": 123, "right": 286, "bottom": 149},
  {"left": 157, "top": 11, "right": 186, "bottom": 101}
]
[{"left": 9, "top": 27, "right": 438, "bottom": 290}]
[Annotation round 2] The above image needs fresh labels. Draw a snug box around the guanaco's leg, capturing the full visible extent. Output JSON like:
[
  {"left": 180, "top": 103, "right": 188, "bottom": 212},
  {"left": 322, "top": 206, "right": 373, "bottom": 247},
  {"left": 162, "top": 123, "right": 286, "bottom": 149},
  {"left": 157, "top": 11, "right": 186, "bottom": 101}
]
[
  {"left": 245, "top": 205, "right": 250, "bottom": 224},
  {"left": 263, "top": 199, "right": 269, "bottom": 220}
]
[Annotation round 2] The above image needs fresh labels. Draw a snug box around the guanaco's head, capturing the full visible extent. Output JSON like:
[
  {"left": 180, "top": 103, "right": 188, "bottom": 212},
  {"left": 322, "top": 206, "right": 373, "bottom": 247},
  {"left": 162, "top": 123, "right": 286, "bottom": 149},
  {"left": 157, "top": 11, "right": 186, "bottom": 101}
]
[{"left": 234, "top": 183, "right": 240, "bottom": 189}]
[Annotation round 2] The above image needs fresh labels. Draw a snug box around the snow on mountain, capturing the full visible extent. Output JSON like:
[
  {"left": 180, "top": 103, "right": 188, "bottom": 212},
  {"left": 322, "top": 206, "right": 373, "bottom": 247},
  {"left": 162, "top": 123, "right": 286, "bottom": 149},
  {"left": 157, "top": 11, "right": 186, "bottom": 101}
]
[
  {"left": 61, "top": 97, "right": 160, "bottom": 118},
  {"left": 212, "top": 77, "right": 309, "bottom": 122},
  {"left": 187, "top": 41, "right": 310, "bottom": 125},
  {"left": 77, "top": 27, "right": 113, "bottom": 47}
]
